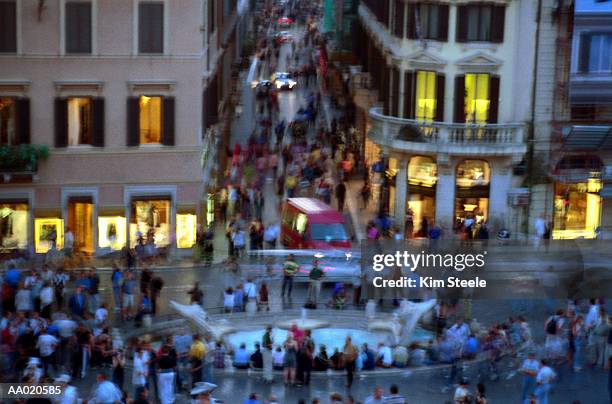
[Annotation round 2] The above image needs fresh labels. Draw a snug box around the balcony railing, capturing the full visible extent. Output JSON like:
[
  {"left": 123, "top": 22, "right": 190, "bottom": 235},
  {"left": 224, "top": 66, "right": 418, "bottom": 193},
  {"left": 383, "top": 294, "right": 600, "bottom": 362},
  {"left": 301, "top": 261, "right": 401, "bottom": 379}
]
[{"left": 369, "top": 107, "right": 526, "bottom": 156}]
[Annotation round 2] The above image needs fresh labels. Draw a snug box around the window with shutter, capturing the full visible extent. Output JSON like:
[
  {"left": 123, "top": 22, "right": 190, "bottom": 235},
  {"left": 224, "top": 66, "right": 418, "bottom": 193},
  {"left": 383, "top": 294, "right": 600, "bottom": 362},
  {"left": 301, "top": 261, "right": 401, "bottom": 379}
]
[
  {"left": 453, "top": 76, "right": 466, "bottom": 123},
  {"left": 139, "top": 2, "right": 164, "bottom": 54},
  {"left": 459, "top": 3, "right": 504, "bottom": 43},
  {"left": 162, "top": 97, "right": 175, "bottom": 146},
  {"left": 393, "top": 1, "right": 405, "bottom": 38},
  {"left": 65, "top": 2, "right": 92, "bottom": 54},
  {"left": 92, "top": 98, "right": 105, "bottom": 147},
  {"left": 456, "top": 6, "right": 469, "bottom": 43},
  {"left": 490, "top": 5, "right": 505, "bottom": 43},
  {"left": 15, "top": 98, "right": 31, "bottom": 145},
  {"left": 127, "top": 97, "right": 140, "bottom": 147},
  {"left": 0, "top": 1, "right": 17, "bottom": 53},
  {"left": 0, "top": 98, "right": 16, "bottom": 145},
  {"left": 403, "top": 71, "right": 415, "bottom": 119},
  {"left": 55, "top": 98, "right": 69, "bottom": 148},
  {"left": 488, "top": 76, "right": 500, "bottom": 124},
  {"left": 406, "top": 4, "right": 416, "bottom": 39},
  {"left": 435, "top": 74, "right": 445, "bottom": 122},
  {"left": 391, "top": 68, "right": 400, "bottom": 117}
]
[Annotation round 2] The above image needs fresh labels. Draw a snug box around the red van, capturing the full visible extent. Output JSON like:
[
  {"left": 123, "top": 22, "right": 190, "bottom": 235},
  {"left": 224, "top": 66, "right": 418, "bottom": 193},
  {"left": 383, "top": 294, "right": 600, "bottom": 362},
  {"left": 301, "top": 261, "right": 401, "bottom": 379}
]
[{"left": 281, "top": 198, "right": 351, "bottom": 249}]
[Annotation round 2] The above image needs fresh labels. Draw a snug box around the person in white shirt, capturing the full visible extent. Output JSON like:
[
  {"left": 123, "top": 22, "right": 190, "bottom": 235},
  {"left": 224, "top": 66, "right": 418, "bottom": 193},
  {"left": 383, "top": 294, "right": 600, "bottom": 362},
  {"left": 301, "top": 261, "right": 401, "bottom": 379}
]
[
  {"left": 585, "top": 299, "right": 600, "bottom": 330},
  {"left": 376, "top": 342, "right": 393, "bottom": 368},
  {"left": 264, "top": 224, "right": 280, "bottom": 248},
  {"left": 519, "top": 351, "right": 540, "bottom": 401},
  {"left": 54, "top": 318, "right": 77, "bottom": 339},
  {"left": 453, "top": 377, "right": 471, "bottom": 403},
  {"left": 223, "top": 288, "right": 235, "bottom": 313},
  {"left": 364, "top": 385, "right": 384, "bottom": 404},
  {"left": 534, "top": 360, "right": 556, "bottom": 404},
  {"left": 132, "top": 346, "right": 149, "bottom": 395},
  {"left": 95, "top": 303, "right": 109, "bottom": 326},
  {"left": 90, "top": 373, "right": 122, "bottom": 404},
  {"left": 24, "top": 270, "right": 39, "bottom": 289},
  {"left": 449, "top": 318, "right": 470, "bottom": 345},
  {"left": 244, "top": 279, "right": 257, "bottom": 302},
  {"left": 40, "top": 282, "right": 54, "bottom": 319},
  {"left": 272, "top": 345, "right": 285, "bottom": 370},
  {"left": 15, "top": 286, "right": 33, "bottom": 313},
  {"left": 37, "top": 328, "right": 58, "bottom": 372},
  {"left": 55, "top": 374, "right": 78, "bottom": 404}
]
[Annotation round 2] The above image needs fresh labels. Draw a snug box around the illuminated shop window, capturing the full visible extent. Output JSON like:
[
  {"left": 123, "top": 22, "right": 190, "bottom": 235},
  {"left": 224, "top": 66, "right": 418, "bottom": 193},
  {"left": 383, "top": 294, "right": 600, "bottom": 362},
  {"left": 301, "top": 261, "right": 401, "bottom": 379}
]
[
  {"left": 455, "top": 160, "right": 490, "bottom": 224},
  {"left": 553, "top": 181, "right": 601, "bottom": 239},
  {"left": 139, "top": 96, "right": 162, "bottom": 144},
  {"left": 408, "top": 156, "right": 437, "bottom": 187},
  {"left": 0, "top": 203, "right": 28, "bottom": 249},
  {"left": 130, "top": 199, "right": 170, "bottom": 247},
  {"left": 176, "top": 214, "right": 197, "bottom": 248},
  {"left": 455, "top": 159, "right": 490, "bottom": 188},
  {"left": 98, "top": 216, "right": 126, "bottom": 250},
  {"left": 415, "top": 71, "right": 437, "bottom": 122},
  {"left": 464, "top": 73, "right": 490, "bottom": 124},
  {"left": 35, "top": 218, "right": 64, "bottom": 253}
]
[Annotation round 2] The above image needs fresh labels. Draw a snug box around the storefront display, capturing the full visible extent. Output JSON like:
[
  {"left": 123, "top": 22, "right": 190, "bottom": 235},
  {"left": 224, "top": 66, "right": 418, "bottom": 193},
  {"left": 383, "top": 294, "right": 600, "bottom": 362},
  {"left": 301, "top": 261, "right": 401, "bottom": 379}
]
[
  {"left": 0, "top": 202, "right": 28, "bottom": 250},
  {"left": 176, "top": 213, "right": 197, "bottom": 248},
  {"left": 67, "top": 200, "right": 94, "bottom": 253},
  {"left": 98, "top": 216, "right": 127, "bottom": 250},
  {"left": 553, "top": 181, "right": 601, "bottom": 239},
  {"left": 455, "top": 160, "right": 490, "bottom": 224},
  {"left": 130, "top": 199, "right": 171, "bottom": 247},
  {"left": 34, "top": 218, "right": 64, "bottom": 253}
]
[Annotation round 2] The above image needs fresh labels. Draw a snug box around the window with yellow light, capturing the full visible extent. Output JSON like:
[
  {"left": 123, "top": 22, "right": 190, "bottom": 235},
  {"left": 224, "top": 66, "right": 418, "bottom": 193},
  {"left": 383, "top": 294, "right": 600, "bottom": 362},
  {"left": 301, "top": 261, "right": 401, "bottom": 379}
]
[
  {"left": 35, "top": 218, "right": 64, "bottom": 253},
  {"left": 176, "top": 214, "right": 197, "bottom": 248},
  {"left": 98, "top": 216, "right": 126, "bottom": 250},
  {"left": 464, "top": 73, "right": 490, "bottom": 124},
  {"left": 139, "top": 96, "right": 162, "bottom": 144},
  {"left": 415, "top": 71, "right": 437, "bottom": 122}
]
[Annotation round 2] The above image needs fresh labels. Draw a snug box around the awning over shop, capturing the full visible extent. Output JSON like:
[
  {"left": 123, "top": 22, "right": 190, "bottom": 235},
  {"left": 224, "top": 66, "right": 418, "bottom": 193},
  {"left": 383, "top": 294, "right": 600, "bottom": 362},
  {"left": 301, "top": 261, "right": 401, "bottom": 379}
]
[
  {"left": 563, "top": 126, "right": 612, "bottom": 150},
  {"left": 98, "top": 206, "right": 126, "bottom": 216}
]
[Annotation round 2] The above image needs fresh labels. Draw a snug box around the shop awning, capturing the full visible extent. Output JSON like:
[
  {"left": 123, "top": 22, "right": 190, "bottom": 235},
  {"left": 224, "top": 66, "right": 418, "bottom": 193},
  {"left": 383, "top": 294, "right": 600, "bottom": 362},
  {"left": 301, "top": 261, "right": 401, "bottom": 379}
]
[
  {"left": 563, "top": 125, "right": 612, "bottom": 150},
  {"left": 34, "top": 207, "right": 61, "bottom": 218},
  {"left": 600, "top": 184, "right": 612, "bottom": 199},
  {"left": 98, "top": 206, "right": 126, "bottom": 216},
  {"left": 177, "top": 203, "right": 197, "bottom": 214}
]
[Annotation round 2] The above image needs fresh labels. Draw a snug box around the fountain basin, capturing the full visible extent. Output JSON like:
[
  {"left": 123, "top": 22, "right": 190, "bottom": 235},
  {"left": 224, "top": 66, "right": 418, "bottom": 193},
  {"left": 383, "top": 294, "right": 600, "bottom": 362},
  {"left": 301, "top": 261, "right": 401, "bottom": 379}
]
[
  {"left": 225, "top": 326, "right": 434, "bottom": 353},
  {"left": 275, "top": 318, "right": 330, "bottom": 330}
]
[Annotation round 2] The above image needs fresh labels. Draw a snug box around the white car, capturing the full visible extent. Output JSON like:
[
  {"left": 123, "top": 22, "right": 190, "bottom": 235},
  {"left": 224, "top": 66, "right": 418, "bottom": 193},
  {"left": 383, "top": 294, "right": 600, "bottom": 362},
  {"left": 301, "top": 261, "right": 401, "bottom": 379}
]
[{"left": 271, "top": 72, "right": 297, "bottom": 90}]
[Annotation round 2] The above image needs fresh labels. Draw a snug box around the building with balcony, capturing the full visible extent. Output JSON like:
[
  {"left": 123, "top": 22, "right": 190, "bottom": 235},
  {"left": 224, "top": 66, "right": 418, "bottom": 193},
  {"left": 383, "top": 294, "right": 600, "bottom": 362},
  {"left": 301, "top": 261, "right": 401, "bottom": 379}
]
[
  {"left": 351, "top": 0, "right": 533, "bottom": 237},
  {"left": 531, "top": 0, "right": 612, "bottom": 240},
  {"left": 0, "top": 0, "right": 248, "bottom": 255}
]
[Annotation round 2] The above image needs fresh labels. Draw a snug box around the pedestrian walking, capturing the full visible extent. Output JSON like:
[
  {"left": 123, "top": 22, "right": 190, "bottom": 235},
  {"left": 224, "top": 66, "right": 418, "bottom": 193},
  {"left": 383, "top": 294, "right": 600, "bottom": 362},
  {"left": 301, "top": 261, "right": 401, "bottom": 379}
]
[
  {"left": 306, "top": 257, "right": 324, "bottom": 308},
  {"left": 282, "top": 254, "right": 299, "bottom": 298}
]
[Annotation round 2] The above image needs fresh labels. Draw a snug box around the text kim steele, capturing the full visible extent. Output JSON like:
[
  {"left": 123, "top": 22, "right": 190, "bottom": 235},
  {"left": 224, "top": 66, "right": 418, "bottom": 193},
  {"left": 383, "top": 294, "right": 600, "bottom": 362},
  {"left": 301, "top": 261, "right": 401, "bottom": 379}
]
[{"left": 372, "top": 276, "right": 487, "bottom": 288}]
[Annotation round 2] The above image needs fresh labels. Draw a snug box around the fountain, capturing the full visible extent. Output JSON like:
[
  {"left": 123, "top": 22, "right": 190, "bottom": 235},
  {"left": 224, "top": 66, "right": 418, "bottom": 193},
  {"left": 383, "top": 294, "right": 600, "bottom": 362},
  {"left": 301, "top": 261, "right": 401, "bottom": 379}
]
[
  {"left": 367, "top": 299, "right": 437, "bottom": 346},
  {"left": 170, "top": 301, "right": 236, "bottom": 340},
  {"left": 275, "top": 307, "right": 330, "bottom": 330}
]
